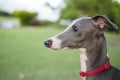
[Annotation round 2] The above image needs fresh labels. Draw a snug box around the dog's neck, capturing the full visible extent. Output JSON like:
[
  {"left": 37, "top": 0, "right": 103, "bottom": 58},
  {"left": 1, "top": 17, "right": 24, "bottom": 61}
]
[{"left": 79, "top": 34, "right": 109, "bottom": 80}]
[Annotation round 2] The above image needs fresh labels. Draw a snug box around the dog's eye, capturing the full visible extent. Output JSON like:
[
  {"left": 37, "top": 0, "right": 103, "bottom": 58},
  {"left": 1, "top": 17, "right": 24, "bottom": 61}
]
[{"left": 73, "top": 26, "right": 79, "bottom": 32}]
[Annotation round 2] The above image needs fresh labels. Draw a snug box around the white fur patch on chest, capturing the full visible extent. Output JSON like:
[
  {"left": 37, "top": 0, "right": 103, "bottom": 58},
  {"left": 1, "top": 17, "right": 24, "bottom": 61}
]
[
  {"left": 79, "top": 48, "right": 88, "bottom": 80},
  {"left": 79, "top": 48, "right": 88, "bottom": 72},
  {"left": 107, "top": 52, "right": 109, "bottom": 58}
]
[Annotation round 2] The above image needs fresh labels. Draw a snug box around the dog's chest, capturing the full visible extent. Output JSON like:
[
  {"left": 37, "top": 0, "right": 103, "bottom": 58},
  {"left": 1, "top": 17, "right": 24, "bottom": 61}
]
[{"left": 79, "top": 48, "right": 88, "bottom": 80}]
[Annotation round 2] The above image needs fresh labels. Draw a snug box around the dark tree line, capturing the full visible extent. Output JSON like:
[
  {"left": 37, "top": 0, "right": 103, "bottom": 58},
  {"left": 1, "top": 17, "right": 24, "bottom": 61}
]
[{"left": 60, "top": 0, "right": 120, "bottom": 30}]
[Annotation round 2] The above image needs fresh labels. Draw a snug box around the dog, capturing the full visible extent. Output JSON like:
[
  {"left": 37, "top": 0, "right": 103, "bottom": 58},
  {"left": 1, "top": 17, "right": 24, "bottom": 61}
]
[{"left": 44, "top": 15, "right": 120, "bottom": 80}]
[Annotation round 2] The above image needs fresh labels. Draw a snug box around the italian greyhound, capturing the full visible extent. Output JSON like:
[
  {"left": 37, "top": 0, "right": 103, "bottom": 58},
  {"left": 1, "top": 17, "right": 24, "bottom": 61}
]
[{"left": 44, "top": 15, "right": 120, "bottom": 80}]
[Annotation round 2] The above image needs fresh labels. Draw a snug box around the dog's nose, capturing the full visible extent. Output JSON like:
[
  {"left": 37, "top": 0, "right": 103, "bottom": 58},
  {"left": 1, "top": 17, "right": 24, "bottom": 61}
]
[{"left": 44, "top": 39, "right": 52, "bottom": 48}]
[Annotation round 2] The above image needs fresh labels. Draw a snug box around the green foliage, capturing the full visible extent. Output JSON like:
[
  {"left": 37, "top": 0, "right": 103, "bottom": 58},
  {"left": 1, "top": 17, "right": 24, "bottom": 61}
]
[
  {"left": 12, "top": 10, "right": 38, "bottom": 25},
  {"left": 0, "top": 10, "right": 11, "bottom": 16},
  {"left": 40, "top": 20, "right": 54, "bottom": 26},
  {"left": 60, "top": 1, "right": 82, "bottom": 20},
  {"left": 60, "top": 0, "right": 120, "bottom": 29}
]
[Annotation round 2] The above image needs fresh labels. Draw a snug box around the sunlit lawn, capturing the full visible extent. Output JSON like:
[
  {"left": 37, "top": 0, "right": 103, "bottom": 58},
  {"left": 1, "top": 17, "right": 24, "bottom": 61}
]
[{"left": 0, "top": 27, "right": 120, "bottom": 80}]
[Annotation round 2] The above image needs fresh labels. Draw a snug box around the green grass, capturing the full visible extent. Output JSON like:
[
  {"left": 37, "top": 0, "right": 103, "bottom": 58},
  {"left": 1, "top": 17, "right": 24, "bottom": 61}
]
[{"left": 0, "top": 27, "right": 120, "bottom": 80}]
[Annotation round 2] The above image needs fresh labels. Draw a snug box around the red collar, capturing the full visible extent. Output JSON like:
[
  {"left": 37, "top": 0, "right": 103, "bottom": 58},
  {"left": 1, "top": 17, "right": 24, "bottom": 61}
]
[{"left": 79, "top": 62, "right": 110, "bottom": 77}]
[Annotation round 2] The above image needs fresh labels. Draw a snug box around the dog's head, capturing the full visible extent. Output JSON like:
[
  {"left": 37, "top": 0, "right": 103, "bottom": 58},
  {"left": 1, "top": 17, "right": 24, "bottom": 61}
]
[{"left": 44, "top": 15, "right": 118, "bottom": 50}]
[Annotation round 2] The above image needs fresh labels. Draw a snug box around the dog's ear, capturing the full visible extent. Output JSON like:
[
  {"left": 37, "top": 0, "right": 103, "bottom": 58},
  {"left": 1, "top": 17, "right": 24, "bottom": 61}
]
[{"left": 92, "top": 15, "right": 118, "bottom": 30}]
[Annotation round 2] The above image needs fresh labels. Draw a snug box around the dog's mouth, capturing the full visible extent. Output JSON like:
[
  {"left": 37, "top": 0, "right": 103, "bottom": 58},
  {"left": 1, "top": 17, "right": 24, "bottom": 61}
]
[
  {"left": 50, "top": 46, "right": 62, "bottom": 50},
  {"left": 51, "top": 47, "right": 70, "bottom": 50}
]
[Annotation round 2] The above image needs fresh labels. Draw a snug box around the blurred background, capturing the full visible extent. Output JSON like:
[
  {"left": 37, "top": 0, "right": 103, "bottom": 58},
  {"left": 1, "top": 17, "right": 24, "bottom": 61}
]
[{"left": 0, "top": 0, "right": 120, "bottom": 80}]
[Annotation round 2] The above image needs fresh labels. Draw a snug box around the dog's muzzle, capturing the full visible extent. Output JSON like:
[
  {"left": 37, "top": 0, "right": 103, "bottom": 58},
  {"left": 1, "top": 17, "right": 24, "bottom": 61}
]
[{"left": 44, "top": 36, "right": 62, "bottom": 50}]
